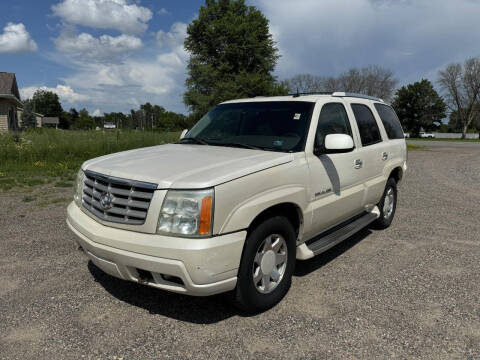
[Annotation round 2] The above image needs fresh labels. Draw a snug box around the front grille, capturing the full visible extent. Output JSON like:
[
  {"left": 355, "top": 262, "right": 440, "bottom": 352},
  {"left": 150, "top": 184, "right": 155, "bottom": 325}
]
[{"left": 82, "top": 170, "right": 157, "bottom": 225}]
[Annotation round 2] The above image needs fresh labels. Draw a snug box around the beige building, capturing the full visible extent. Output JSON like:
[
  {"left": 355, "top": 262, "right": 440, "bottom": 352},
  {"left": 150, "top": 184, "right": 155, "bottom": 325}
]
[
  {"left": 0, "top": 72, "right": 23, "bottom": 132},
  {"left": 39, "top": 116, "right": 59, "bottom": 128}
]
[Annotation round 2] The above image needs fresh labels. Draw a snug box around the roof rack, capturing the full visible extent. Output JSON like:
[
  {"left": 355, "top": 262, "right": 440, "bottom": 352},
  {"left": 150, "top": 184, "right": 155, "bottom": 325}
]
[
  {"left": 286, "top": 91, "right": 384, "bottom": 102},
  {"left": 289, "top": 91, "right": 333, "bottom": 98},
  {"left": 332, "top": 92, "right": 384, "bottom": 102}
]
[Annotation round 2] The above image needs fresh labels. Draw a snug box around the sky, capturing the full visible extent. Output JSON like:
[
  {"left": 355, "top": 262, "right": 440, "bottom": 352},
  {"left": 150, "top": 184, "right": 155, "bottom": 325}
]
[{"left": 1, "top": 0, "right": 479, "bottom": 116}]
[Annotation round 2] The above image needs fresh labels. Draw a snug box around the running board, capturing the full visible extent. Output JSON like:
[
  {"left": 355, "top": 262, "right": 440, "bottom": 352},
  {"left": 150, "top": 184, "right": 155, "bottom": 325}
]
[{"left": 304, "top": 207, "right": 380, "bottom": 257}]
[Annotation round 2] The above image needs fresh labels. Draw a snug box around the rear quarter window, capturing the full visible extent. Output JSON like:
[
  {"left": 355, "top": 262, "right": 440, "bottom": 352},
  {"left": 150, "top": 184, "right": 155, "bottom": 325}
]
[{"left": 374, "top": 103, "right": 405, "bottom": 140}]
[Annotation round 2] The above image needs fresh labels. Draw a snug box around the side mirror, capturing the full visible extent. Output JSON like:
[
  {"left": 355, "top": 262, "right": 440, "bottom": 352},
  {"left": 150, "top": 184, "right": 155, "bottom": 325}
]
[
  {"left": 180, "top": 129, "right": 188, "bottom": 140},
  {"left": 325, "top": 134, "right": 354, "bottom": 153},
  {"left": 315, "top": 134, "right": 354, "bottom": 155}
]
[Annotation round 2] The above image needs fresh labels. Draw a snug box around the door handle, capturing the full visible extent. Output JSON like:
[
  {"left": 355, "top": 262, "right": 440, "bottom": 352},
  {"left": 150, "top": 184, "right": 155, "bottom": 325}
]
[
  {"left": 382, "top": 152, "right": 388, "bottom": 161},
  {"left": 354, "top": 159, "right": 363, "bottom": 169}
]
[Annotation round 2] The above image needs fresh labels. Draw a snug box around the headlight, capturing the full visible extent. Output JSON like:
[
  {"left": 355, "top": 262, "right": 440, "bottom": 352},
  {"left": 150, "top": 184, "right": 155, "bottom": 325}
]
[
  {"left": 157, "top": 189, "right": 214, "bottom": 237},
  {"left": 73, "top": 169, "right": 84, "bottom": 207}
]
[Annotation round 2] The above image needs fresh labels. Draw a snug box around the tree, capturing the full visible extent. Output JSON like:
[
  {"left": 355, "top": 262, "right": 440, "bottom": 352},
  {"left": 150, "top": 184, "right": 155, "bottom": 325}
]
[
  {"left": 336, "top": 66, "right": 397, "bottom": 100},
  {"left": 59, "top": 111, "right": 72, "bottom": 129},
  {"left": 392, "top": 79, "right": 446, "bottom": 137},
  {"left": 31, "top": 90, "right": 63, "bottom": 117},
  {"left": 438, "top": 57, "right": 480, "bottom": 138},
  {"left": 69, "top": 108, "right": 79, "bottom": 121},
  {"left": 74, "top": 109, "right": 95, "bottom": 130},
  {"left": 449, "top": 103, "right": 480, "bottom": 132},
  {"left": 284, "top": 65, "right": 398, "bottom": 101},
  {"left": 184, "top": 0, "right": 287, "bottom": 117},
  {"left": 283, "top": 74, "right": 325, "bottom": 93},
  {"left": 21, "top": 99, "right": 36, "bottom": 129},
  {"left": 141, "top": 102, "right": 154, "bottom": 130}
]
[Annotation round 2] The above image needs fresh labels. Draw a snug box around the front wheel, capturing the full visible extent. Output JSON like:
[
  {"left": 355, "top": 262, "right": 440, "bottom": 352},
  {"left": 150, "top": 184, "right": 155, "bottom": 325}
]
[
  {"left": 372, "top": 177, "right": 397, "bottom": 229},
  {"left": 232, "top": 216, "right": 296, "bottom": 313}
]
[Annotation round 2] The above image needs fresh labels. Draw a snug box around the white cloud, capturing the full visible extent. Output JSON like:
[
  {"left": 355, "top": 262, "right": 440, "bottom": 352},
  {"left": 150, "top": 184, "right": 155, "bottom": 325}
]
[
  {"left": 55, "top": 22, "right": 189, "bottom": 113},
  {"left": 52, "top": 0, "right": 152, "bottom": 34},
  {"left": 156, "top": 22, "right": 188, "bottom": 59},
  {"left": 253, "top": 0, "right": 480, "bottom": 85},
  {"left": 157, "top": 8, "right": 170, "bottom": 16},
  {"left": 20, "top": 85, "right": 90, "bottom": 103},
  {"left": 55, "top": 32, "right": 142, "bottom": 62},
  {"left": 0, "top": 22, "right": 38, "bottom": 53},
  {"left": 92, "top": 109, "right": 102, "bottom": 116}
]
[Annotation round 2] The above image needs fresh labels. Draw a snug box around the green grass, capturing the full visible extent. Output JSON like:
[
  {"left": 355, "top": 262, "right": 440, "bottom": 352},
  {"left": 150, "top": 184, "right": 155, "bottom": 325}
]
[
  {"left": 0, "top": 129, "right": 180, "bottom": 190},
  {"left": 54, "top": 181, "right": 73, "bottom": 188},
  {"left": 408, "top": 137, "right": 480, "bottom": 142},
  {"left": 407, "top": 143, "right": 427, "bottom": 151}
]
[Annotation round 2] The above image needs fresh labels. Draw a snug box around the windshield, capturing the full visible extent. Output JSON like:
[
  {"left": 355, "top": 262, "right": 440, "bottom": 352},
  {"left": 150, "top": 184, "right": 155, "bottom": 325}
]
[{"left": 185, "top": 101, "right": 315, "bottom": 152}]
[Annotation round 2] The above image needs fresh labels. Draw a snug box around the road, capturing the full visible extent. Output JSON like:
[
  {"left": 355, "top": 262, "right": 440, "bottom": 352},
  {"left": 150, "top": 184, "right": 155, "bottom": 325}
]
[{"left": 1, "top": 142, "right": 479, "bottom": 359}]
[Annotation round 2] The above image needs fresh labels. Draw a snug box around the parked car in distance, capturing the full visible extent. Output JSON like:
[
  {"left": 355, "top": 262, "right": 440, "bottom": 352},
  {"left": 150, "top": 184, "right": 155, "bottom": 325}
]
[
  {"left": 419, "top": 131, "right": 435, "bottom": 138},
  {"left": 67, "top": 92, "right": 407, "bottom": 313}
]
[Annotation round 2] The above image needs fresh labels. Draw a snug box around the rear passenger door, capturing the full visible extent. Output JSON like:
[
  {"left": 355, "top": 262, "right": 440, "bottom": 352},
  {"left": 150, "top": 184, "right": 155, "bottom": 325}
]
[
  {"left": 348, "top": 102, "right": 389, "bottom": 206},
  {"left": 373, "top": 103, "right": 408, "bottom": 176}
]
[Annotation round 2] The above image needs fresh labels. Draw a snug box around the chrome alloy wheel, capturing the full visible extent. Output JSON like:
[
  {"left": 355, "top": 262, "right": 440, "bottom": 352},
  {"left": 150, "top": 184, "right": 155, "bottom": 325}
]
[
  {"left": 383, "top": 187, "right": 395, "bottom": 219},
  {"left": 252, "top": 234, "right": 288, "bottom": 294}
]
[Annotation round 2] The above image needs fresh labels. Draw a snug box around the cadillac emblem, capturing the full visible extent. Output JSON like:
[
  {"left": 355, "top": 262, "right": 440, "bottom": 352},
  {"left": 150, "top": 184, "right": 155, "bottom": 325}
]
[{"left": 99, "top": 192, "right": 114, "bottom": 210}]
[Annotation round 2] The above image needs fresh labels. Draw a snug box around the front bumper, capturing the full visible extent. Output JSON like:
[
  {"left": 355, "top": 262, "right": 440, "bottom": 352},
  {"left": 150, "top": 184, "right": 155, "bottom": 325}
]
[{"left": 67, "top": 202, "right": 246, "bottom": 296}]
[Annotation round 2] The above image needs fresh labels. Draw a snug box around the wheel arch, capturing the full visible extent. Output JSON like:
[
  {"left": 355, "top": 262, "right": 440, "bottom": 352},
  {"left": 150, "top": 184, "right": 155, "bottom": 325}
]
[
  {"left": 389, "top": 166, "right": 403, "bottom": 183},
  {"left": 247, "top": 202, "right": 304, "bottom": 242},
  {"left": 217, "top": 185, "right": 308, "bottom": 238}
]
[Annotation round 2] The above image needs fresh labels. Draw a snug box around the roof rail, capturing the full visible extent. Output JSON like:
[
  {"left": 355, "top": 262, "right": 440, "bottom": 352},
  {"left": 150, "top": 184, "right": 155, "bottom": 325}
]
[
  {"left": 332, "top": 92, "right": 384, "bottom": 102},
  {"left": 285, "top": 91, "right": 384, "bottom": 102},
  {"left": 288, "top": 91, "right": 333, "bottom": 98}
]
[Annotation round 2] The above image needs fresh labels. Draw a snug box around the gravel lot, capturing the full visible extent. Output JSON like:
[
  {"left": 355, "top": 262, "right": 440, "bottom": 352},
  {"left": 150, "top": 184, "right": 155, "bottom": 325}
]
[{"left": 1, "top": 142, "right": 479, "bottom": 360}]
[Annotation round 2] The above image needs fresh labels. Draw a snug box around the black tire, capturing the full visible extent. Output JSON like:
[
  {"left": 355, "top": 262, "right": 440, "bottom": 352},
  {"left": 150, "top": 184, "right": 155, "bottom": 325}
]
[
  {"left": 232, "top": 216, "right": 296, "bottom": 313},
  {"left": 372, "top": 177, "right": 397, "bottom": 229}
]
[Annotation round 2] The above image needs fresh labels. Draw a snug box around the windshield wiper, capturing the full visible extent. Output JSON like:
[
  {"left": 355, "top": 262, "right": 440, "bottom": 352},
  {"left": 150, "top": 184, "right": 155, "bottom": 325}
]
[
  {"left": 177, "top": 137, "right": 210, "bottom": 145},
  {"left": 210, "top": 142, "right": 263, "bottom": 150}
]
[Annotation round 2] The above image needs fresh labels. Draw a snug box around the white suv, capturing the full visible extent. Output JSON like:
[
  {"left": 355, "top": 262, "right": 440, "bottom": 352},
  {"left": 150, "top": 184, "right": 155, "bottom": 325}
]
[{"left": 67, "top": 92, "right": 407, "bottom": 312}]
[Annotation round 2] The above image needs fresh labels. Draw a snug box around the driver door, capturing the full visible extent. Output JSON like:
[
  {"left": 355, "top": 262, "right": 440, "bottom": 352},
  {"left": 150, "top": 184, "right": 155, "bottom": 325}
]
[{"left": 306, "top": 102, "right": 366, "bottom": 236}]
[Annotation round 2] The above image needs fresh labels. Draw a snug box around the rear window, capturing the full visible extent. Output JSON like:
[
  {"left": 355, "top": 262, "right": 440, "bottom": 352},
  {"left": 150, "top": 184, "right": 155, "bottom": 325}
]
[
  {"left": 374, "top": 104, "right": 405, "bottom": 139},
  {"left": 351, "top": 104, "right": 382, "bottom": 146}
]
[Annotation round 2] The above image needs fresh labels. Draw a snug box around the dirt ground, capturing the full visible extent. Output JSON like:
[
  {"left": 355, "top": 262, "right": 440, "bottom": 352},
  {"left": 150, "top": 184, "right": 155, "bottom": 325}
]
[{"left": 1, "top": 141, "right": 479, "bottom": 359}]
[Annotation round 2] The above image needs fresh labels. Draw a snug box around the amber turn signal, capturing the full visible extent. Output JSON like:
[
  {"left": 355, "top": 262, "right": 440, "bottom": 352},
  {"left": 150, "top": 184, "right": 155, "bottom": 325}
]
[{"left": 199, "top": 196, "right": 213, "bottom": 235}]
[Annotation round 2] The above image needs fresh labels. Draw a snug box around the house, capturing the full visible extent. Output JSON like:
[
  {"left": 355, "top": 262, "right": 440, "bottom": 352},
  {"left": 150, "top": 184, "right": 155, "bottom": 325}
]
[
  {"left": 0, "top": 72, "right": 23, "bottom": 132},
  {"left": 39, "top": 117, "right": 59, "bottom": 128},
  {"left": 34, "top": 112, "right": 44, "bottom": 127}
]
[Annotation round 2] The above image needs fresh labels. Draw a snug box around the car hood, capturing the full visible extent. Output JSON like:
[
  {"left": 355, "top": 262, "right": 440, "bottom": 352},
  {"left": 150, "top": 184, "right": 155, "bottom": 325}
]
[{"left": 82, "top": 143, "right": 294, "bottom": 189}]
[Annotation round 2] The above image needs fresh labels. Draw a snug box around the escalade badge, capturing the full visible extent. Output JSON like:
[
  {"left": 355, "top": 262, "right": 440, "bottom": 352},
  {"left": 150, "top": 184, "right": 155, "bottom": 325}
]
[{"left": 100, "top": 192, "right": 114, "bottom": 210}]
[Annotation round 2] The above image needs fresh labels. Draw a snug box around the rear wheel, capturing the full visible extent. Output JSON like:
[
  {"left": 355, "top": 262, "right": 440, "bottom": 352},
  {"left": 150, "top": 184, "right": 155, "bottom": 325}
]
[
  {"left": 232, "top": 216, "right": 296, "bottom": 313},
  {"left": 372, "top": 177, "right": 397, "bottom": 229}
]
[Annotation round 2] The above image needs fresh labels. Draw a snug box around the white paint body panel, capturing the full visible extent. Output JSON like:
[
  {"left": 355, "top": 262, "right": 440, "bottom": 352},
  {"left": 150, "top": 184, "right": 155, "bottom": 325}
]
[{"left": 83, "top": 143, "right": 293, "bottom": 189}]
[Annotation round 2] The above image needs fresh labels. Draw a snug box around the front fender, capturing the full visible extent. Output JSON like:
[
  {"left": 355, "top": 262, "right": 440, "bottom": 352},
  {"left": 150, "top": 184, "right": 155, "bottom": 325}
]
[{"left": 216, "top": 185, "right": 310, "bottom": 235}]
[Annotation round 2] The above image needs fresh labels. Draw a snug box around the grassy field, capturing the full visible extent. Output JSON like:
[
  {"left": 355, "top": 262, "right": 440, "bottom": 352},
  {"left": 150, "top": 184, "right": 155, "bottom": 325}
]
[
  {"left": 408, "top": 137, "right": 480, "bottom": 142},
  {"left": 0, "top": 129, "right": 180, "bottom": 190},
  {"left": 0, "top": 129, "right": 427, "bottom": 191},
  {"left": 406, "top": 143, "right": 426, "bottom": 151}
]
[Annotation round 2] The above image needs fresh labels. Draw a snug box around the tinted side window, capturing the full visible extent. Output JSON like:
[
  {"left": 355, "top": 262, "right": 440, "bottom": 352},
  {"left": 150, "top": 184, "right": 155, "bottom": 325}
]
[
  {"left": 351, "top": 104, "right": 382, "bottom": 146},
  {"left": 374, "top": 103, "right": 404, "bottom": 139},
  {"left": 315, "top": 103, "right": 352, "bottom": 147}
]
